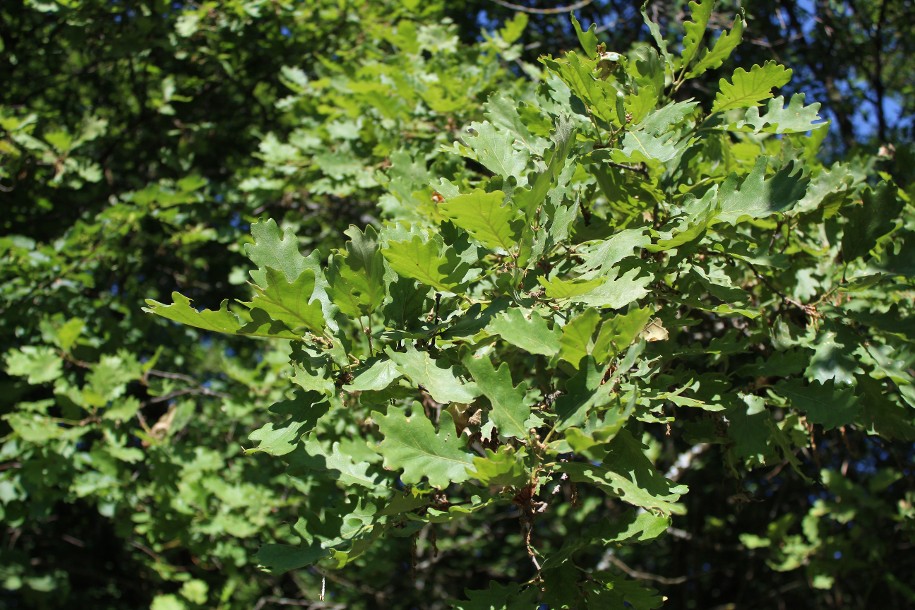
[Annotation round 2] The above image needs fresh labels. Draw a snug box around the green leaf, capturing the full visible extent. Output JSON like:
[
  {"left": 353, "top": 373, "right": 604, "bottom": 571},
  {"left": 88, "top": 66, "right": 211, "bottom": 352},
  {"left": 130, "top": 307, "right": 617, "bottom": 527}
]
[
  {"left": 256, "top": 543, "right": 326, "bottom": 574},
  {"left": 715, "top": 158, "right": 808, "bottom": 224},
  {"left": 609, "top": 101, "right": 698, "bottom": 162},
  {"left": 499, "top": 12, "right": 528, "bottom": 44},
  {"left": 244, "top": 267, "right": 326, "bottom": 335},
  {"left": 841, "top": 183, "right": 904, "bottom": 262},
  {"left": 382, "top": 235, "right": 465, "bottom": 292},
  {"left": 326, "top": 225, "right": 386, "bottom": 317},
  {"left": 387, "top": 347, "right": 479, "bottom": 404},
  {"left": 374, "top": 405, "right": 474, "bottom": 488},
  {"left": 539, "top": 276, "right": 604, "bottom": 299},
  {"left": 879, "top": 230, "right": 915, "bottom": 277},
  {"left": 592, "top": 307, "right": 653, "bottom": 363},
  {"left": 559, "top": 431, "right": 687, "bottom": 514},
  {"left": 569, "top": 268, "right": 653, "bottom": 310},
  {"left": 464, "top": 354, "right": 532, "bottom": 439},
  {"left": 679, "top": 0, "right": 713, "bottom": 69},
  {"left": 515, "top": 116, "right": 575, "bottom": 221},
  {"left": 344, "top": 359, "right": 402, "bottom": 392},
  {"left": 602, "top": 510, "right": 672, "bottom": 543},
  {"left": 542, "top": 52, "right": 623, "bottom": 127},
  {"left": 4, "top": 346, "right": 63, "bottom": 384},
  {"left": 247, "top": 421, "right": 306, "bottom": 456},
  {"left": 575, "top": 228, "right": 651, "bottom": 275},
  {"left": 553, "top": 357, "right": 611, "bottom": 430},
  {"left": 774, "top": 379, "right": 861, "bottom": 430},
  {"left": 467, "top": 447, "right": 528, "bottom": 487},
  {"left": 245, "top": 219, "right": 309, "bottom": 285},
  {"left": 440, "top": 189, "right": 520, "bottom": 251},
  {"left": 453, "top": 582, "right": 538, "bottom": 610},
  {"left": 735, "top": 93, "right": 823, "bottom": 134},
  {"left": 713, "top": 62, "right": 792, "bottom": 113},
  {"left": 641, "top": 3, "right": 673, "bottom": 73},
  {"left": 299, "top": 438, "right": 383, "bottom": 490},
  {"left": 559, "top": 309, "right": 601, "bottom": 368},
  {"left": 145, "top": 292, "right": 247, "bottom": 335},
  {"left": 571, "top": 14, "right": 598, "bottom": 58},
  {"left": 461, "top": 122, "right": 529, "bottom": 181},
  {"left": 625, "top": 46, "right": 665, "bottom": 124},
  {"left": 486, "top": 308, "right": 561, "bottom": 356},
  {"left": 686, "top": 11, "right": 745, "bottom": 78}
]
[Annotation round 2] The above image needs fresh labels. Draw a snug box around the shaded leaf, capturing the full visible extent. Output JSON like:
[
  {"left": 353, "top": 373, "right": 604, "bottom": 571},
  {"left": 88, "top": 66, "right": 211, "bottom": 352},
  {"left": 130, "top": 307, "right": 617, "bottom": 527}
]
[
  {"left": 774, "top": 378, "right": 860, "bottom": 430},
  {"left": 841, "top": 183, "right": 904, "bottom": 261},
  {"left": 715, "top": 158, "right": 808, "bottom": 224}
]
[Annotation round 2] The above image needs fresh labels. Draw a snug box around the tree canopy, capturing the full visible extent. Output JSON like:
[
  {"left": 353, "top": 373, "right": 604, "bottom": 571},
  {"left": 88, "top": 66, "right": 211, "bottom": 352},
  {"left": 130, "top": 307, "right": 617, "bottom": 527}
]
[{"left": 1, "top": 1, "right": 913, "bottom": 609}]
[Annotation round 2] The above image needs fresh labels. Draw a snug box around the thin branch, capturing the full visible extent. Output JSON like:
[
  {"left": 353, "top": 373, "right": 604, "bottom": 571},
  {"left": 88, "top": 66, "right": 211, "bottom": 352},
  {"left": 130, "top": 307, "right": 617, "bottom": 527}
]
[
  {"left": 490, "top": 0, "right": 593, "bottom": 15},
  {"left": 597, "top": 552, "right": 688, "bottom": 585},
  {"left": 252, "top": 597, "right": 346, "bottom": 610}
]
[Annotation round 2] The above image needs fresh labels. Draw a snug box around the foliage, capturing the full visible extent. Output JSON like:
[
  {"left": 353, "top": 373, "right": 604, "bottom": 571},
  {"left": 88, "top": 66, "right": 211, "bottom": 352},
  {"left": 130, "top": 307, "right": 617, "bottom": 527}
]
[{"left": 3, "top": 1, "right": 915, "bottom": 609}]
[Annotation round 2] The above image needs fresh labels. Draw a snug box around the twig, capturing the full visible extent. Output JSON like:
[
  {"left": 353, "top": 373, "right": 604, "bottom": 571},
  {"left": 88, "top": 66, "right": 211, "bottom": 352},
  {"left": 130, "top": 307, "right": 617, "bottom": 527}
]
[
  {"left": 597, "top": 552, "right": 688, "bottom": 585},
  {"left": 490, "top": 0, "right": 593, "bottom": 15},
  {"left": 252, "top": 597, "right": 345, "bottom": 610}
]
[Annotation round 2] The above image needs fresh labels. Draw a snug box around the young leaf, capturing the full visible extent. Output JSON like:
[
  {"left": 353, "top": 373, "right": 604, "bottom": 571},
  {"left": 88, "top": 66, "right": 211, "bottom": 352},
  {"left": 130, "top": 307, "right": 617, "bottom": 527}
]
[
  {"left": 387, "top": 347, "right": 480, "bottom": 404},
  {"left": 464, "top": 354, "right": 532, "bottom": 439},
  {"left": 439, "top": 189, "right": 520, "bottom": 252},
  {"left": 713, "top": 62, "right": 792, "bottom": 113},
  {"left": 467, "top": 447, "right": 528, "bottom": 487},
  {"left": 374, "top": 406, "right": 474, "bottom": 488}
]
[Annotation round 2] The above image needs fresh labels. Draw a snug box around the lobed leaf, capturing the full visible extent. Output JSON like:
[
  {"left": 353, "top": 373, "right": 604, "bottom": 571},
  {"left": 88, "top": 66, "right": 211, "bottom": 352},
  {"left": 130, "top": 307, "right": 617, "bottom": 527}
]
[
  {"left": 374, "top": 406, "right": 475, "bottom": 488},
  {"left": 713, "top": 61, "right": 792, "bottom": 113}
]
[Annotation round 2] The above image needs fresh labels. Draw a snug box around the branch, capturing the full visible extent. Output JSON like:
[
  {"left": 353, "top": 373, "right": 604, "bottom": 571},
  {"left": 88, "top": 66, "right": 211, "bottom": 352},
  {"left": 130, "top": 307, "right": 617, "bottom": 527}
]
[
  {"left": 597, "top": 551, "right": 688, "bottom": 585},
  {"left": 490, "top": 0, "right": 593, "bottom": 15},
  {"left": 252, "top": 597, "right": 345, "bottom": 610}
]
